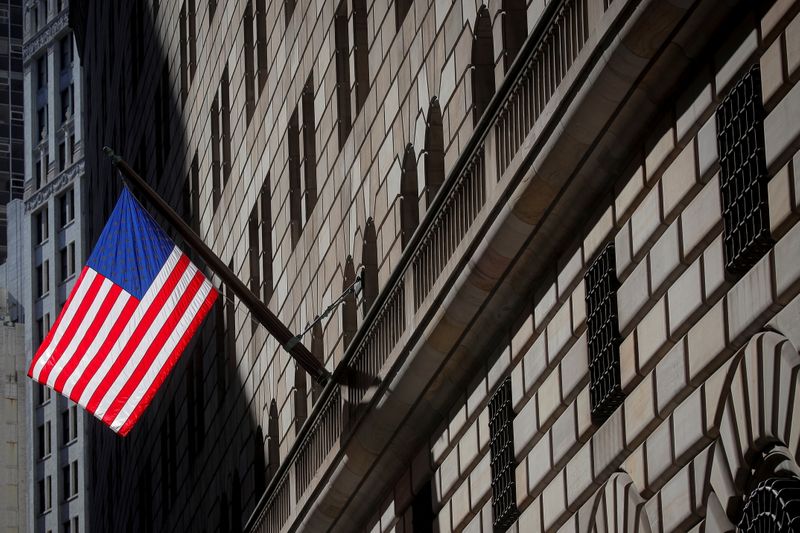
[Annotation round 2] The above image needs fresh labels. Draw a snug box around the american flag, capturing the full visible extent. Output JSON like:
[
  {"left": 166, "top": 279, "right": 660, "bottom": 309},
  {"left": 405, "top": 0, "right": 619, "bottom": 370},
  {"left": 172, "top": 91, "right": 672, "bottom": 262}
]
[{"left": 28, "top": 187, "right": 217, "bottom": 436}]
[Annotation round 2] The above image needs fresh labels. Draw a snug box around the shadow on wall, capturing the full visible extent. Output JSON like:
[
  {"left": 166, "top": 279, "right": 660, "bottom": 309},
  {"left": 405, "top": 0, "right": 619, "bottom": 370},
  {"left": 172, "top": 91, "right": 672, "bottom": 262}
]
[{"left": 81, "top": 2, "right": 288, "bottom": 532}]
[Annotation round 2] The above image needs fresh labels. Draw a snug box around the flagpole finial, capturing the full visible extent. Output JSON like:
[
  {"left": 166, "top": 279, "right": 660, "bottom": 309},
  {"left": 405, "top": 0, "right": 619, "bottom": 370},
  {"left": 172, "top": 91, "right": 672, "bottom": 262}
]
[{"left": 103, "top": 146, "right": 122, "bottom": 165}]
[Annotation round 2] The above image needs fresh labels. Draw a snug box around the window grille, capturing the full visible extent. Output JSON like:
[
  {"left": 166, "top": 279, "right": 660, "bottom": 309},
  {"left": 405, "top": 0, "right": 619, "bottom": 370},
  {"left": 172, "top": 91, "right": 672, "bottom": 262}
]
[
  {"left": 738, "top": 477, "right": 800, "bottom": 532},
  {"left": 489, "top": 376, "right": 520, "bottom": 531},
  {"left": 584, "top": 242, "right": 624, "bottom": 423},
  {"left": 715, "top": 64, "right": 773, "bottom": 275}
]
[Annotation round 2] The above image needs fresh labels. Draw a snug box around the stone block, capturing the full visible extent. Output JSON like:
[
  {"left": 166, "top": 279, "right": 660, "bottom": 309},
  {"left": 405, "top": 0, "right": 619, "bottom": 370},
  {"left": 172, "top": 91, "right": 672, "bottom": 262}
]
[
  {"left": 644, "top": 418, "right": 675, "bottom": 489},
  {"left": 537, "top": 369, "right": 563, "bottom": 426},
  {"left": 769, "top": 163, "right": 797, "bottom": 239},
  {"left": 687, "top": 300, "right": 728, "bottom": 386},
  {"left": 450, "top": 479, "right": 471, "bottom": 529},
  {"left": 660, "top": 463, "right": 697, "bottom": 532},
  {"left": 512, "top": 363, "right": 526, "bottom": 413},
  {"left": 787, "top": 10, "right": 800, "bottom": 79},
  {"left": 636, "top": 297, "right": 669, "bottom": 373},
  {"left": 661, "top": 139, "right": 698, "bottom": 221},
  {"left": 571, "top": 282, "right": 587, "bottom": 334},
  {"left": 620, "top": 331, "right": 639, "bottom": 393},
  {"left": 437, "top": 499, "right": 452, "bottom": 533},
  {"left": 467, "top": 376, "right": 488, "bottom": 418},
  {"left": 762, "top": 0, "right": 795, "bottom": 42},
  {"left": 512, "top": 316, "right": 534, "bottom": 362},
  {"left": 592, "top": 408, "right": 625, "bottom": 479},
  {"left": 527, "top": 433, "right": 552, "bottom": 493},
  {"left": 515, "top": 460, "right": 529, "bottom": 510},
  {"left": 775, "top": 221, "right": 800, "bottom": 304},
  {"left": 615, "top": 220, "right": 634, "bottom": 279},
  {"left": 551, "top": 406, "right": 577, "bottom": 468},
  {"left": 702, "top": 233, "right": 727, "bottom": 302},
  {"left": 459, "top": 422, "right": 479, "bottom": 473},
  {"left": 672, "top": 388, "right": 707, "bottom": 461},
  {"left": 575, "top": 387, "right": 592, "bottom": 443},
  {"left": 542, "top": 471, "right": 566, "bottom": 531},
  {"left": 615, "top": 162, "right": 646, "bottom": 223},
  {"left": 523, "top": 334, "right": 548, "bottom": 393},
  {"left": 715, "top": 29, "right": 758, "bottom": 95},
  {"left": 518, "top": 497, "right": 542, "bottom": 532},
  {"left": 547, "top": 301, "right": 574, "bottom": 363},
  {"left": 560, "top": 334, "right": 588, "bottom": 402},
  {"left": 514, "top": 395, "right": 539, "bottom": 461},
  {"left": 649, "top": 220, "right": 682, "bottom": 294},
  {"left": 478, "top": 406, "right": 490, "bottom": 453},
  {"left": 534, "top": 282, "right": 558, "bottom": 331},
  {"left": 726, "top": 252, "right": 776, "bottom": 343},
  {"left": 488, "top": 345, "right": 511, "bottom": 392},
  {"left": 655, "top": 339, "right": 688, "bottom": 417},
  {"left": 583, "top": 206, "right": 614, "bottom": 262},
  {"left": 667, "top": 258, "right": 703, "bottom": 339},
  {"left": 696, "top": 116, "right": 718, "bottom": 181},
  {"left": 439, "top": 445, "right": 460, "bottom": 498},
  {"left": 469, "top": 454, "right": 491, "bottom": 510},
  {"left": 558, "top": 248, "right": 584, "bottom": 300},
  {"left": 631, "top": 185, "right": 664, "bottom": 261},
  {"left": 765, "top": 71, "right": 800, "bottom": 172},
  {"left": 623, "top": 445, "right": 648, "bottom": 498},
  {"left": 565, "top": 443, "right": 594, "bottom": 511},
  {"left": 624, "top": 374, "right": 658, "bottom": 448},
  {"left": 618, "top": 258, "right": 650, "bottom": 334},
  {"left": 761, "top": 36, "right": 787, "bottom": 109},
  {"left": 676, "top": 72, "right": 713, "bottom": 142},
  {"left": 432, "top": 426, "right": 450, "bottom": 465},
  {"left": 681, "top": 174, "right": 722, "bottom": 260},
  {"left": 645, "top": 122, "right": 675, "bottom": 183}
]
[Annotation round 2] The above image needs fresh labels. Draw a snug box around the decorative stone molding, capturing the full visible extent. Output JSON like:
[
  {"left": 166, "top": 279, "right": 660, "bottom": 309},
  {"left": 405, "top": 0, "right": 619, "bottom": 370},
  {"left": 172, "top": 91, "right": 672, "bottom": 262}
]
[
  {"left": 24, "top": 159, "right": 83, "bottom": 212},
  {"left": 23, "top": 10, "right": 68, "bottom": 61}
]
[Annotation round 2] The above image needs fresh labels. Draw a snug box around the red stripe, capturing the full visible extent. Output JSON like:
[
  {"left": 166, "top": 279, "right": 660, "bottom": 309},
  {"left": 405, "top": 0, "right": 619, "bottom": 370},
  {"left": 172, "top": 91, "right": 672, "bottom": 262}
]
[
  {"left": 119, "top": 287, "right": 217, "bottom": 436},
  {"left": 36, "top": 273, "right": 105, "bottom": 386},
  {"left": 101, "top": 270, "right": 207, "bottom": 425},
  {"left": 52, "top": 284, "right": 124, "bottom": 393},
  {"left": 67, "top": 297, "right": 138, "bottom": 404},
  {"left": 28, "top": 267, "right": 90, "bottom": 379},
  {"left": 85, "top": 254, "right": 191, "bottom": 413}
]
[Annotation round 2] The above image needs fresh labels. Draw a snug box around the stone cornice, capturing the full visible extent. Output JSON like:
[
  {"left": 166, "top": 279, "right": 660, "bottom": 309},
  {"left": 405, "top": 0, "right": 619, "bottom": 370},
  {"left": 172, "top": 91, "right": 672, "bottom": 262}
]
[
  {"left": 24, "top": 159, "right": 83, "bottom": 213},
  {"left": 23, "top": 10, "right": 69, "bottom": 61}
]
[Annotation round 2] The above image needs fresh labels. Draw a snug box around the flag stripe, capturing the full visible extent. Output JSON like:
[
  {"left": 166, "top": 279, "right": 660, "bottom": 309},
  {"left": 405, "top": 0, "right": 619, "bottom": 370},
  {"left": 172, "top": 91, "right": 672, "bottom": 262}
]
[
  {"left": 36, "top": 273, "right": 106, "bottom": 385},
  {"left": 97, "top": 266, "right": 204, "bottom": 423},
  {"left": 117, "top": 285, "right": 217, "bottom": 435},
  {"left": 108, "top": 274, "right": 212, "bottom": 430},
  {"left": 77, "top": 248, "right": 185, "bottom": 408},
  {"left": 44, "top": 278, "right": 114, "bottom": 388},
  {"left": 65, "top": 294, "right": 138, "bottom": 403},
  {"left": 52, "top": 283, "right": 124, "bottom": 393},
  {"left": 29, "top": 268, "right": 96, "bottom": 379}
]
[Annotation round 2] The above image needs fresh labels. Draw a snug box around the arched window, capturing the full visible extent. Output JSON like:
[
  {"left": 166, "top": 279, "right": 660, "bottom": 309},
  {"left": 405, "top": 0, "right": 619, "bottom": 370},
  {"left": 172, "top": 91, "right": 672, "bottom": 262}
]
[
  {"left": 259, "top": 178, "right": 273, "bottom": 302},
  {"left": 424, "top": 98, "right": 444, "bottom": 207},
  {"left": 311, "top": 323, "right": 324, "bottom": 403},
  {"left": 400, "top": 144, "right": 419, "bottom": 249},
  {"left": 287, "top": 108, "right": 302, "bottom": 248},
  {"left": 362, "top": 218, "right": 378, "bottom": 314},
  {"left": 294, "top": 363, "right": 307, "bottom": 432},
  {"left": 502, "top": 0, "right": 527, "bottom": 71},
  {"left": 352, "top": 0, "right": 369, "bottom": 114},
  {"left": 334, "top": 0, "right": 352, "bottom": 148},
  {"left": 472, "top": 6, "right": 495, "bottom": 125},
  {"left": 342, "top": 257, "right": 357, "bottom": 349},
  {"left": 267, "top": 400, "right": 279, "bottom": 478},
  {"left": 300, "top": 76, "right": 317, "bottom": 221},
  {"left": 253, "top": 426, "right": 266, "bottom": 495}
]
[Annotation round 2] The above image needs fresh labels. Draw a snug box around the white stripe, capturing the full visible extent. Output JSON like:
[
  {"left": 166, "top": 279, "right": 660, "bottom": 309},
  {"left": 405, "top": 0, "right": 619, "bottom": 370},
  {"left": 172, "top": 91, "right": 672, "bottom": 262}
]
[
  {"left": 30, "top": 269, "right": 99, "bottom": 379},
  {"left": 110, "top": 279, "right": 213, "bottom": 431},
  {"left": 77, "top": 247, "right": 182, "bottom": 408},
  {"left": 60, "top": 292, "right": 132, "bottom": 399},
  {"left": 45, "top": 278, "right": 114, "bottom": 388},
  {"left": 93, "top": 254, "right": 198, "bottom": 419}
]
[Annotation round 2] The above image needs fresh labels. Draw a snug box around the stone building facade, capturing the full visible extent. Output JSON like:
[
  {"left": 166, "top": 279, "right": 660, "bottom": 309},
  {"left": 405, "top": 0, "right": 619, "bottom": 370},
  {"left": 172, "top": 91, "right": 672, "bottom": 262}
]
[
  {"left": 23, "top": 0, "right": 88, "bottom": 532},
  {"left": 74, "top": 0, "right": 800, "bottom": 532}
]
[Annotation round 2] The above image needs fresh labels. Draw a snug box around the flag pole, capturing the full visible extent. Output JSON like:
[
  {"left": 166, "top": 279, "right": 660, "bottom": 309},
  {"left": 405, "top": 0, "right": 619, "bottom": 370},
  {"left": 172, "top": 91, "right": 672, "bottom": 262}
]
[{"left": 103, "top": 147, "right": 330, "bottom": 385}]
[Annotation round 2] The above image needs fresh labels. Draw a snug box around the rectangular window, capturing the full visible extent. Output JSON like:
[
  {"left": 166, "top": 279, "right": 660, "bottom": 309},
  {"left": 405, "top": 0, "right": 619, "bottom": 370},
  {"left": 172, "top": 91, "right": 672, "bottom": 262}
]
[
  {"left": 38, "top": 421, "right": 51, "bottom": 458},
  {"left": 716, "top": 64, "right": 774, "bottom": 275},
  {"left": 37, "top": 106, "right": 47, "bottom": 137},
  {"left": 59, "top": 243, "right": 75, "bottom": 281},
  {"left": 39, "top": 259, "right": 50, "bottom": 296},
  {"left": 62, "top": 465, "right": 70, "bottom": 499},
  {"left": 62, "top": 405, "right": 77, "bottom": 444},
  {"left": 37, "top": 55, "right": 46, "bottom": 87},
  {"left": 35, "top": 207, "right": 48, "bottom": 243},
  {"left": 37, "top": 479, "right": 45, "bottom": 513},
  {"left": 38, "top": 383, "right": 51, "bottom": 404},
  {"left": 35, "top": 156, "right": 43, "bottom": 188},
  {"left": 60, "top": 35, "right": 71, "bottom": 71},
  {"left": 488, "top": 377, "right": 519, "bottom": 531},
  {"left": 60, "top": 87, "right": 70, "bottom": 123},
  {"left": 58, "top": 141, "right": 65, "bottom": 171},
  {"left": 63, "top": 520, "right": 71, "bottom": 533},
  {"left": 71, "top": 460, "right": 78, "bottom": 497},
  {"left": 58, "top": 188, "right": 74, "bottom": 227},
  {"left": 584, "top": 242, "right": 624, "bottom": 422},
  {"left": 36, "top": 317, "right": 44, "bottom": 345}
]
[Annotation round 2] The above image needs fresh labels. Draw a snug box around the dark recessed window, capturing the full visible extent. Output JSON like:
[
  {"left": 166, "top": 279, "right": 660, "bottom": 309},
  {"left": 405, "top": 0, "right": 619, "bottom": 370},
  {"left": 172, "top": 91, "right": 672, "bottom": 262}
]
[
  {"left": 584, "top": 242, "right": 624, "bottom": 423},
  {"left": 715, "top": 64, "right": 773, "bottom": 276},
  {"left": 738, "top": 477, "right": 800, "bottom": 531},
  {"left": 489, "top": 376, "right": 519, "bottom": 532}
]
